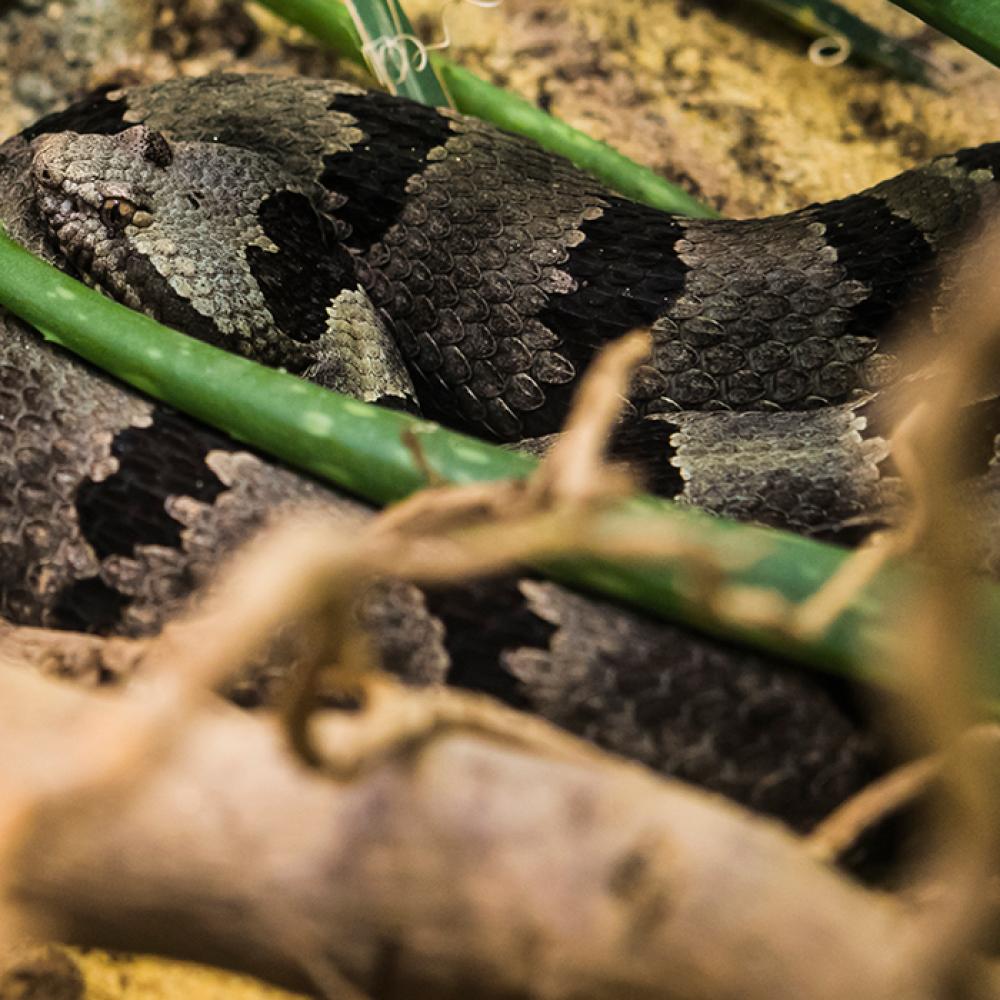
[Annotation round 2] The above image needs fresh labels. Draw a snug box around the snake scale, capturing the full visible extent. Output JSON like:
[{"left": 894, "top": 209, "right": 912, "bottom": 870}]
[{"left": 3, "top": 73, "right": 1000, "bottom": 830}]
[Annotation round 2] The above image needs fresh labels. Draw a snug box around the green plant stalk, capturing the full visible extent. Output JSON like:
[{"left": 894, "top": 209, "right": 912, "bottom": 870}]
[
  {"left": 748, "top": 0, "right": 931, "bottom": 82},
  {"left": 250, "top": 0, "right": 718, "bottom": 218},
  {"left": 343, "top": 0, "right": 452, "bottom": 106},
  {"left": 255, "top": 0, "right": 366, "bottom": 63},
  {"left": 4, "top": 227, "right": 1000, "bottom": 694},
  {"left": 889, "top": 0, "right": 1000, "bottom": 69}
]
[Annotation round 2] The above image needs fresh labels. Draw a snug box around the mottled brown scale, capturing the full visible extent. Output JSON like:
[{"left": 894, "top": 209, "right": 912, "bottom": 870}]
[{"left": 5, "top": 74, "right": 1000, "bottom": 828}]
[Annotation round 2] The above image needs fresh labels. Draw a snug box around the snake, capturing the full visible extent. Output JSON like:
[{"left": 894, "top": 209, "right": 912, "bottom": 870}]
[{"left": 3, "top": 73, "right": 1000, "bottom": 831}]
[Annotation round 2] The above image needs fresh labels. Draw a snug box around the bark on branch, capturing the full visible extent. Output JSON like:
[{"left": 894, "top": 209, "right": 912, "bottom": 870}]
[{"left": 0, "top": 663, "right": 936, "bottom": 1000}]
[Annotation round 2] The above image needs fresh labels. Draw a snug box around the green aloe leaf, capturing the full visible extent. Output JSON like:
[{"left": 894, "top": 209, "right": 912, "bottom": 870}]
[
  {"left": 889, "top": 0, "right": 1000, "bottom": 69},
  {"left": 343, "top": 0, "right": 452, "bottom": 106}
]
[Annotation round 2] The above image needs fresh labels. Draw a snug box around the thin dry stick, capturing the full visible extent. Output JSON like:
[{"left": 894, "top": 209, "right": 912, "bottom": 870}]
[
  {"left": 808, "top": 757, "right": 939, "bottom": 864},
  {"left": 276, "top": 329, "right": 656, "bottom": 771},
  {"left": 790, "top": 532, "right": 897, "bottom": 640},
  {"left": 374, "top": 329, "right": 652, "bottom": 540},
  {"left": 104, "top": 330, "right": 676, "bottom": 776},
  {"left": 525, "top": 328, "right": 650, "bottom": 507},
  {"left": 791, "top": 402, "right": 930, "bottom": 640}
]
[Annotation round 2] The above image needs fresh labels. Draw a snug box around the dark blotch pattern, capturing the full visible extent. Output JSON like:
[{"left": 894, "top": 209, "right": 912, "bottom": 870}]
[
  {"left": 334, "top": 109, "right": 689, "bottom": 442},
  {"left": 423, "top": 576, "right": 552, "bottom": 710},
  {"left": 142, "top": 129, "right": 173, "bottom": 167},
  {"left": 608, "top": 416, "right": 684, "bottom": 498},
  {"left": 51, "top": 575, "right": 129, "bottom": 635},
  {"left": 75, "top": 406, "right": 231, "bottom": 560},
  {"left": 246, "top": 190, "right": 358, "bottom": 344},
  {"left": 121, "top": 251, "right": 230, "bottom": 349},
  {"left": 495, "top": 582, "right": 881, "bottom": 831},
  {"left": 320, "top": 90, "right": 453, "bottom": 252},
  {"left": 532, "top": 195, "right": 688, "bottom": 431},
  {"left": 808, "top": 194, "right": 935, "bottom": 353},
  {"left": 20, "top": 88, "right": 129, "bottom": 142}
]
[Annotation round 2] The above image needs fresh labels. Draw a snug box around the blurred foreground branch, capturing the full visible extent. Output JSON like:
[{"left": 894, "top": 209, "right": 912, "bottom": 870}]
[{"left": 0, "top": 659, "right": 944, "bottom": 1000}]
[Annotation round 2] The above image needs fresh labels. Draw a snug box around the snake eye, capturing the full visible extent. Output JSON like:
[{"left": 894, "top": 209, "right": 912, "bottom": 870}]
[{"left": 99, "top": 197, "right": 140, "bottom": 231}]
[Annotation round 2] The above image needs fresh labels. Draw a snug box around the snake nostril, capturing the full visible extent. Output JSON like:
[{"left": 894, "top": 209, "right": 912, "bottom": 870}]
[{"left": 34, "top": 157, "right": 64, "bottom": 186}]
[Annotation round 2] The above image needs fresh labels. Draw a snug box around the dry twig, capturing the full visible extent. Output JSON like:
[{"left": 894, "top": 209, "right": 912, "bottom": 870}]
[{"left": 0, "top": 661, "right": 938, "bottom": 1000}]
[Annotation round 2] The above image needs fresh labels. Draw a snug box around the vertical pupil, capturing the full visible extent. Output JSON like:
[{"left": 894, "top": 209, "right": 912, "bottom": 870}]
[{"left": 102, "top": 198, "right": 133, "bottom": 228}]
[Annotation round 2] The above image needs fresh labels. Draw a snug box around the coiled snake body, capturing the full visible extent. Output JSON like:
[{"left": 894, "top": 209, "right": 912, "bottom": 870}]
[{"left": 3, "top": 74, "right": 999, "bottom": 827}]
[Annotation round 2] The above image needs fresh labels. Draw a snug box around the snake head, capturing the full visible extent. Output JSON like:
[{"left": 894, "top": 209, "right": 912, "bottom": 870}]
[
  {"left": 28, "top": 124, "right": 334, "bottom": 361},
  {"left": 31, "top": 126, "right": 162, "bottom": 299},
  {"left": 28, "top": 123, "right": 415, "bottom": 405}
]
